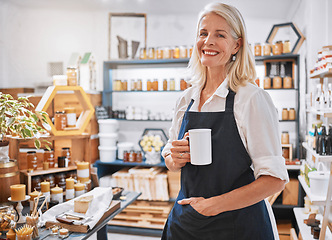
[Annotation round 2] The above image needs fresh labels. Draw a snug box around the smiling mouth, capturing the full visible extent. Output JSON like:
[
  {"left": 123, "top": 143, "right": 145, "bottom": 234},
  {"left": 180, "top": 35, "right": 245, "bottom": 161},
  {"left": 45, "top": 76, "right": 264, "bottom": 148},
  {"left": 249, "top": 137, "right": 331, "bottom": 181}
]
[{"left": 203, "top": 50, "right": 219, "bottom": 56}]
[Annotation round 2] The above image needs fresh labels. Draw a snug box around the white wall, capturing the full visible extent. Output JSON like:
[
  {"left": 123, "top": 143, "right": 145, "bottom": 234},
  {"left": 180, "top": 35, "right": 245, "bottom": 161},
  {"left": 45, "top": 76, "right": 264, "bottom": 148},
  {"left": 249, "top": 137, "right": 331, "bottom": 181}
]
[{"left": 0, "top": 3, "right": 284, "bottom": 90}]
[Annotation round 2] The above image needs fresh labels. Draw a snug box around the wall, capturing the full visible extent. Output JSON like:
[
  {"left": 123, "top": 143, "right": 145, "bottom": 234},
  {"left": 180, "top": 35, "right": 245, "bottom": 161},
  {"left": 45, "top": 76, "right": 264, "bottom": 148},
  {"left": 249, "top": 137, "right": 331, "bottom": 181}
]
[{"left": 0, "top": 2, "right": 284, "bottom": 90}]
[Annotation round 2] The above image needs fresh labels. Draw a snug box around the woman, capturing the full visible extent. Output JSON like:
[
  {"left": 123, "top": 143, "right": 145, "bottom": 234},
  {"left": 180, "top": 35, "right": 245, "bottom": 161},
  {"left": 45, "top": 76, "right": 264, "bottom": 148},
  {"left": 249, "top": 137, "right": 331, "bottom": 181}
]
[{"left": 161, "top": 2, "right": 289, "bottom": 240}]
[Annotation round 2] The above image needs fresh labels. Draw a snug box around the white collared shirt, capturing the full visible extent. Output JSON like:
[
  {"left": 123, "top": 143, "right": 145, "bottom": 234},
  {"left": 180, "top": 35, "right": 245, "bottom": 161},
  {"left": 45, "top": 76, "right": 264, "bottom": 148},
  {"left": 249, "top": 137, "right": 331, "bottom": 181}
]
[{"left": 162, "top": 78, "right": 289, "bottom": 182}]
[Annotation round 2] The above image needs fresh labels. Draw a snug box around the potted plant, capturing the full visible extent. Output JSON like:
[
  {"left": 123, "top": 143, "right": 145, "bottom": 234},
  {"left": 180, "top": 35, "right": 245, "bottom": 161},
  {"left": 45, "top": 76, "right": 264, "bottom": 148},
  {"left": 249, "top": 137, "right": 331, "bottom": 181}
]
[{"left": 0, "top": 92, "right": 51, "bottom": 162}]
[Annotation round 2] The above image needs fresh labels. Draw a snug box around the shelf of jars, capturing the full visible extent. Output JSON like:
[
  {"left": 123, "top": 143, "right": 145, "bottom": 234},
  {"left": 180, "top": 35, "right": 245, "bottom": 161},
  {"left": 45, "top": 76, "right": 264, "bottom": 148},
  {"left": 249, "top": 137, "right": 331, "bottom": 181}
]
[
  {"left": 306, "top": 108, "right": 332, "bottom": 118},
  {"left": 95, "top": 159, "right": 165, "bottom": 168},
  {"left": 298, "top": 175, "right": 329, "bottom": 205},
  {"left": 107, "top": 90, "right": 184, "bottom": 93}
]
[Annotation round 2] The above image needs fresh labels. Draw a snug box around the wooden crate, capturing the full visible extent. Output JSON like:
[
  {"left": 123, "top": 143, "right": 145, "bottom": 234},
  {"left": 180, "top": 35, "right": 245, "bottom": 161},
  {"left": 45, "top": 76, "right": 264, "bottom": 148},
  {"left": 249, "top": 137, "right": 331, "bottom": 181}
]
[
  {"left": 109, "top": 200, "right": 173, "bottom": 230},
  {"left": 282, "top": 178, "right": 299, "bottom": 205}
]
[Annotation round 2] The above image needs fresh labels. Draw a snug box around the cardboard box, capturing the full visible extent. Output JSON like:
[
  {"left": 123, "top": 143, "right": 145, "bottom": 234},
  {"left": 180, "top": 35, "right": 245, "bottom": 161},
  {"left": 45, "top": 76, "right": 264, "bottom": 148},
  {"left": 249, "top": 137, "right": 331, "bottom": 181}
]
[{"left": 282, "top": 178, "right": 299, "bottom": 205}]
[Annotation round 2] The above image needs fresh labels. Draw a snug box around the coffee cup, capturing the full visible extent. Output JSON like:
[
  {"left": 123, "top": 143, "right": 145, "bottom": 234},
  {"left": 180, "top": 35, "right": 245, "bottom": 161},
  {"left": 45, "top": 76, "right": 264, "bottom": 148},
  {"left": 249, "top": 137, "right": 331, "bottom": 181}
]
[{"left": 188, "top": 129, "right": 212, "bottom": 165}]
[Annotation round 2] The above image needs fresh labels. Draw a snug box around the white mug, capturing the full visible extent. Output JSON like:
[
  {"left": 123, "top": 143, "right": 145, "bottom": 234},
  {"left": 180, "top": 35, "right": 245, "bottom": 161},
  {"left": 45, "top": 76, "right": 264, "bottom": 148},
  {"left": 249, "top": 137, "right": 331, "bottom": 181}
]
[{"left": 188, "top": 129, "right": 212, "bottom": 165}]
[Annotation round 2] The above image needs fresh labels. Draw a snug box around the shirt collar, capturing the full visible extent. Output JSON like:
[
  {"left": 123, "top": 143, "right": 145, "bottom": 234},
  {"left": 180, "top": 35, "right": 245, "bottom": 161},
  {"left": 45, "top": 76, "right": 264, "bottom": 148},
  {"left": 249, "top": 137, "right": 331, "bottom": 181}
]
[{"left": 191, "top": 77, "right": 229, "bottom": 101}]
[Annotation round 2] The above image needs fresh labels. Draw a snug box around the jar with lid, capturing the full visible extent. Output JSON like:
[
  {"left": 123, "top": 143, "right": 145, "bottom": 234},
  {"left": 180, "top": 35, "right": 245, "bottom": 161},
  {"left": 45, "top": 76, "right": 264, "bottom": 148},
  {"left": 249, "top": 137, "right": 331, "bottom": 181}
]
[
  {"left": 272, "top": 41, "right": 283, "bottom": 55},
  {"left": 282, "top": 108, "right": 289, "bottom": 120},
  {"left": 163, "top": 46, "right": 171, "bottom": 59},
  {"left": 129, "top": 150, "right": 137, "bottom": 162},
  {"left": 148, "top": 47, "right": 155, "bottom": 59},
  {"left": 64, "top": 107, "right": 76, "bottom": 128},
  {"left": 136, "top": 151, "right": 143, "bottom": 163},
  {"left": 189, "top": 45, "right": 194, "bottom": 57},
  {"left": 263, "top": 76, "right": 271, "bottom": 89},
  {"left": 163, "top": 79, "right": 168, "bottom": 91},
  {"left": 147, "top": 80, "right": 152, "bottom": 91},
  {"left": 131, "top": 79, "right": 136, "bottom": 91},
  {"left": 58, "top": 156, "right": 67, "bottom": 168},
  {"left": 180, "top": 79, "right": 187, "bottom": 91},
  {"left": 54, "top": 111, "right": 67, "bottom": 130},
  {"left": 55, "top": 173, "right": 66, "bottom": 192},
  {"left": 66, "top": 67, "right": 78, "bottom": 86},
  {"left": 170, "top": 78, "right": 176, "bottom": 91},
  {"left": 273, "top": 76, "right": 282, "bottom": 89},
  {"left": 263, "top": 43, "right": 272, "bottom": 56},
  {"left": 281, "top": 131, "right": 289, "bottom": 144},
  {"left": 114, "top": 80, "right": 122, "bottom": 91},
  {"left": 139, "top": 48, "right": 147, "bottom": 60},
  {"left": 288, "top": 108, "right": 296, "bottom": 120},
  {"left": 283, "top": 75, "right": 293, "bottom": 89},
  {"left": 122, "top": 80, "right": 128, "bottom": 91},
  {"left": 179, "top": 45, "right": 188, "bottom": 58},
  {"left": 31, "top": 176, "right": 41, "bottom": 192},
  {"left": 137, "top": 79, "right": 143, "bottom": 91},
  {"left": 152, "top": 79, "right": 159, "bottom": 91},
  {"left": 156, "top": 47, "right": 163, "bottom": 59},
  {"left": 61, "top": 147, "right": 72, "bottom": 166},
  {"left": 173, "top": 46, "right": 180, "bottom": 59},
  {"left": 123, "top": 151, "right": 129, "bottom": 162},
  {"left": 283, "top": 40, "right": 291, "bottom": 54},
  {"left": 254, "top": 43, "right": 262, "bottom": 56},
  {"left": 27, "top": 151, "right": 38, "bottom": 171}
]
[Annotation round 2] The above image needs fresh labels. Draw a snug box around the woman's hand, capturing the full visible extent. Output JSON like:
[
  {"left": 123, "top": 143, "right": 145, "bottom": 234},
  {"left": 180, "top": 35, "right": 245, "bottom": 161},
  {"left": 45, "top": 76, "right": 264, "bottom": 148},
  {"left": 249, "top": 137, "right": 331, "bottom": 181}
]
[
  {"left": 166, "top": 132, "right": 190, "bottom": 171},
  {"left": 178, "top": 197, "right": 217, "bottom": 216}
]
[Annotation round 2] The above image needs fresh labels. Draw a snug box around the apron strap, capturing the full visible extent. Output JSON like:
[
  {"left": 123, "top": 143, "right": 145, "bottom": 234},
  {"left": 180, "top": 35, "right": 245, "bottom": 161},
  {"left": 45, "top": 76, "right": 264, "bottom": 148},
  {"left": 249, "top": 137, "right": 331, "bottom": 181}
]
[
  {"left": 177, "top": 99, "right": 195, "bottom": 140},
  {"left": 225, "top": 89, "right": 235, "bottom": 112}
]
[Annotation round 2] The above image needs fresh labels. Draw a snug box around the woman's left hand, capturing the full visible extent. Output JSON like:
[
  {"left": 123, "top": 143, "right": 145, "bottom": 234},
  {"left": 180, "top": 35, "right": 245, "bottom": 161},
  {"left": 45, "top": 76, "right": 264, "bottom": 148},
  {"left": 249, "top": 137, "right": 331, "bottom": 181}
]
[{"left": 178, "top": 197, "right": 217, "bottom": 216}]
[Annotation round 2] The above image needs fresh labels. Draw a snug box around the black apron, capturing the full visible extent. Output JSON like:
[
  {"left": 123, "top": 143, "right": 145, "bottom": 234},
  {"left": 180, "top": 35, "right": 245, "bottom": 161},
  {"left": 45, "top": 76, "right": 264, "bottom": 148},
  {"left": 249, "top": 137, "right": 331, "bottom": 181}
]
[{"left": 162, "top": 89, "right": 274, "bottom": 240}]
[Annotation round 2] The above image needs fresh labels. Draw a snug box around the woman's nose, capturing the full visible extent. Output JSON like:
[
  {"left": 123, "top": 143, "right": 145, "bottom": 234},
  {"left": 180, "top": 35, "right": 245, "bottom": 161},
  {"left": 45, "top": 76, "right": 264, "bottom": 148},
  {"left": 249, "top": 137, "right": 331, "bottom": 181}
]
[{"left": 204, "top": 34, "right": 215, "bottom": 45}]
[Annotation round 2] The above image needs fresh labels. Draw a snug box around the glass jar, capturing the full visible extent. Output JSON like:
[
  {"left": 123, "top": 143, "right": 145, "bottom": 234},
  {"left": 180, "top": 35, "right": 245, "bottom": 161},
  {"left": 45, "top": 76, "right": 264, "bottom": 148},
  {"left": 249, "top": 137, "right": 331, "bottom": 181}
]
[
  {"left": 55, "top": 173, "right": 66, "bottom": 192},
  {"left": 148, "top": 47, "right": 155, "bottom": 59},
  {"left": 263, "top": 77, "right": 271, "bottom": 89},
  {"left": 122, "top": 80, "right": 128, "bottom": 91},
  {"left": 58, "top": 156, "right": 67, "bottom": 168},
  {"left": 31, "top": 176, "right": 41, "bottom": 192},
  {"left": 139, "top": 48, "right": 146, "bottom": 60},
  {"left": 64, "top": 107, "right": 76, "bottom": 128},
  {"left": 54, "top": 111, "right": 67, "bottom": 130},
  {"left": 173, "top": 46, "right": 180, "bottom": 59},
  {"left": 263, "top": 43, "right": 272, "bottom": 56},
  {"left": 289, "top": 108, "right": 296, "bottom": 120},
  {"left": 27, "top": 151, "right": 38, "bottom": 171},
  {"left": 131, "top": 79, "right": 136, "bottom": 91},
  {"left": 123, "top": 151, "right": 129, "bottom": 162},
  {"left": 163, "top": 46, "right": 171, "bottom": 59},
  {"left": 179, "top": 45, "right": 188, "bottom": 58},
  {"left": 61, "top": 147, "right": 73, "bottom": 166},
  {"left": 136, "top": 151, "right": 143, "bottom": 163},
  {"left": 66, "top": 67, "right": 78, "bottom": 86},
  {"left": 44, "top": 149, "right": 55, "bottom": 168},
  {"left": 170, "top": 78, "right": 176, "bottom": 91},
  {"left": 43, "top": 175, "right": 55, "bottom": 188},
  {"left": 281, "top": 131, "right": 289, "bottom": 144},
  {"left": 189, "top": 45, "right": 194, "bottom": 57},
  {"left": 283, "top": 40, "right": 291, "bottom": 54},
  {"left": 152, "top": 79, "right": 159, "bottom": 91},
  {"left": 163, "top": 79, "right": 168, "bottom": 91},
  {"left": 129, "top": 150, "right": 137, "bottom": 162},
  {"left": 283, "top": 76, "right": 293, "bottom": 89},
  {"left": 137, "top": 79, "right": 143, "bottom": 91},
  {"left": 254, "top": 43, "right": 262, "bottom": 56},
  {"left": 282, "top": 108, "right": 289, "bottom": 120},
  {"left": 180, "top": 79, "right": 187, "bottom": 91},
  {"left": 273, "top": 76, "right": 282, "bottom": 89},
  {"left": 156, "top": 47, "right": 163, "bottom": 59},
  {"left": 147, "top": 80, "right": 152, "bottom": 91},
  {"left": 114, "top": 80, "right": 122, "bottom": 91},
  {"left": 272, "top": 41, "right": 283, "bottom": 55}
]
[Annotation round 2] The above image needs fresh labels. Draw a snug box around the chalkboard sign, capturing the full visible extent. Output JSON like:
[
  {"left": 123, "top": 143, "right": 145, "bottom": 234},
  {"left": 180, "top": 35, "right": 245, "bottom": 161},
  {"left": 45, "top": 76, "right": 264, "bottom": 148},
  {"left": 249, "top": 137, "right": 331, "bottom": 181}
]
[
  {"left": 95, "top": 106, "right": 109, "bottom": 120},
  {"left": 34, "top": 195, "right": 48, "bottom": 213}
]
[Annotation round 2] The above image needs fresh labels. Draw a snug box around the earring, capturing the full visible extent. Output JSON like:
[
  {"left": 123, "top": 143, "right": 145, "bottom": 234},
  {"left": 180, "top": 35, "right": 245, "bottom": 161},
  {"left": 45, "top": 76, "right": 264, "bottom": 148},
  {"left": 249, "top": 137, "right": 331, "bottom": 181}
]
[{"left": 232, "top": 55, "right": 236, "bottom": 61}]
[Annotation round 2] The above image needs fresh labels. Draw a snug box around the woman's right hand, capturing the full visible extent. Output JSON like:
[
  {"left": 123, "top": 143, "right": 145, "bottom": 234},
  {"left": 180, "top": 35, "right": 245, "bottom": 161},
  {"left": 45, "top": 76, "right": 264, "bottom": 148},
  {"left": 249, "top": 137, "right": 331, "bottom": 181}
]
[{"left": 166, "top": 133, "right": 190, "bottom": 171}]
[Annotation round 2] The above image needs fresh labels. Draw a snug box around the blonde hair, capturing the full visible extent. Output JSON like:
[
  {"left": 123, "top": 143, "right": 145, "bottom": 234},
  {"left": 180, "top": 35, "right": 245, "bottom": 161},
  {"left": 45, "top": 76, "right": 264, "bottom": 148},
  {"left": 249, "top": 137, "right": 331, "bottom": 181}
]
[{"left": 188, "top": 2, "right": 256, "bottom": 92}]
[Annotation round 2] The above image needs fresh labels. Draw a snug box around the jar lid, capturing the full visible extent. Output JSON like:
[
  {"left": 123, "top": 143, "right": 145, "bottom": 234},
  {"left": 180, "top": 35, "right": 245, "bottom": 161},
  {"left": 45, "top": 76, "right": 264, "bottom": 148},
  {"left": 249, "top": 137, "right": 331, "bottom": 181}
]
[
  {"left": 27, "top": 151, "right": 36, "bottom": 154},
  {"left": 282, "top": 131, "right": 289, "bottom": 133},
  {"left": 58, "top": 156, "right": 66, "bottom": 160},
  {"left": 44, "top": 148, "right": 54, "bottom": 151},
  {"left": 55, "top": 111, "right": 65, "bottom": 114},
  {"left": 62, "top": 147, "right": 70, "bottom": 150}
]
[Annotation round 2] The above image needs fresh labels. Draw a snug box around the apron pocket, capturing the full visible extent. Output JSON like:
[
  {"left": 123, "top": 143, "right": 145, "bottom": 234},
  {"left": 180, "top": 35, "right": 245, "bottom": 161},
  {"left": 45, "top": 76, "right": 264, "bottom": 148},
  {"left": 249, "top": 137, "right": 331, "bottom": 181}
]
[{"left": 187, "top": 204, "right": 210, "bottom": 219}]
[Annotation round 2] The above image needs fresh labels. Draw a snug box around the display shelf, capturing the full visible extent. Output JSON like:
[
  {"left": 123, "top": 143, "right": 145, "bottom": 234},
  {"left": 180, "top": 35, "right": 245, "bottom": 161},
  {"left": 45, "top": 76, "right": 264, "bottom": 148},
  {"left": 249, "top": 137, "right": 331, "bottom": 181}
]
[
  {"left": 286, "top": 165, "right": 301, "bottom": 170},
  {"left": 254, "top": 54, "right": 300, "bottom": 61},
  {"left": 302, "top": 142, "right": 332, "bottom": 162},
  {"left": 109, "top": 90, "right": 183, "bottom": 93},
  {"left": 310, "top": 68, "right": 332, "bottom": 79},
  {"left": 306, "top": 108, "right": 332, "bottom": 118},
  {"left": 20, "top": 165, "right": 77, "bottom": 177},
  {"left": 95, "top": 160, "right": 165, "bottom": 168},
  {"left": 293, "top": 207, "right": 332, "bottom": 240},
  {"left": 298, "top": 175, "right": 330, "bottom": 205},
  {"left": 104, "top": 58, "right": 190, "bottom": 66},
  {"left": 113, "top": 119, "right": 172, "bottom": 122},
  {"left": 264, "top": 88, "right": 298, "bottom": 91}
]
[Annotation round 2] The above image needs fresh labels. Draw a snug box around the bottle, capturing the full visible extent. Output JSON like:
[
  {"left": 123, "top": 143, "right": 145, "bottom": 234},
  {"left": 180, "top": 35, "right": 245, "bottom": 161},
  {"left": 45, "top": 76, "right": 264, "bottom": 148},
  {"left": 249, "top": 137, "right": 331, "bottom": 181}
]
[
  {"left": 61, "top": 147, "right": 72, "bottom": 166},
  {"left": 319, "top": 125, "right": 327, "bottom": 155},
  {"left": 326, "top": 125, "right": 332, "bottom": 155},
  {"left": 147, "top": 80, "right": 152, "bottom": 91},
  {"left": 163, "top": 79, "right": 168, "bottom": 91},
  {"left": 315, "top": 85, "right": 321, "bottom": 110},
  {"left": 329, "top": 83, "right": 332, "bottom": 110},
  {"left": 169, "top": 78, "right": 176, "bottom": 91},
  {"left": 313, "top": 125, "right": 318, "bottom": 150}
]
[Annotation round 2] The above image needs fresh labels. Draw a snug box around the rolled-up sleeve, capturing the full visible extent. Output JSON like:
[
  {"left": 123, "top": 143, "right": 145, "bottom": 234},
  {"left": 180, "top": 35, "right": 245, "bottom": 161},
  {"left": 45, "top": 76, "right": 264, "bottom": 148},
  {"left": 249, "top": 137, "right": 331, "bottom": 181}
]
[{"left": 240, "top": 90, "right": 289, "bottom": 182}]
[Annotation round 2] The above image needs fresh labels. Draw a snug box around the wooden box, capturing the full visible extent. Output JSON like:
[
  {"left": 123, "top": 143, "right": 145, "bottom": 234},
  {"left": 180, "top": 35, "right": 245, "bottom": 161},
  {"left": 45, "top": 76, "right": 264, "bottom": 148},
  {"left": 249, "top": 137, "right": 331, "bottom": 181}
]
[
  {"left": 282, "top": 178, "right": 299, "bottom": 205},
  {"left": 282, "top": 144, "right": 293, "bottom": 161}
]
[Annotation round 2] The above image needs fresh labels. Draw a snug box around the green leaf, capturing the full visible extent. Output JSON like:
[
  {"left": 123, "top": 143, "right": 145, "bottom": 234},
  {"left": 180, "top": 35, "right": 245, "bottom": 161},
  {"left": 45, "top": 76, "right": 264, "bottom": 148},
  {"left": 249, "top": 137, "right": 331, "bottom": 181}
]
[
  {"left": 24, "top": 128, "right": 32, "bottom": 137},
  {"left": 34, "top": 139, "right": 41, "bottom": 149},
  {"left": 31, "top": 114, "right": 38, "bottom": 122}
]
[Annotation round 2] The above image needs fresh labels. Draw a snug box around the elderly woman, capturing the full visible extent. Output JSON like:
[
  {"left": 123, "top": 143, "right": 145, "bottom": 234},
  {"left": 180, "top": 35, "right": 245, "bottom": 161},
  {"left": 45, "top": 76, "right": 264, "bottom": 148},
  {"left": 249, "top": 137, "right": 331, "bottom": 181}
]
[{"left": 161, "top": 2, "right": 289, "bottom": 240}]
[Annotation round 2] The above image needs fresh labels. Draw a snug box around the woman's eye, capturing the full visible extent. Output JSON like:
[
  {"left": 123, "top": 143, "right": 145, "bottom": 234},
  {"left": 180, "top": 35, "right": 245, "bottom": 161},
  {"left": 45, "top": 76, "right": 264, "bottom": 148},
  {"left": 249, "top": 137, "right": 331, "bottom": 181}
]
[
  {"left": 218, "top": 34, "right": 225, "bottom": 38},
  {"left": 199, "top": 32, "right": 207, "bottom": 37}
]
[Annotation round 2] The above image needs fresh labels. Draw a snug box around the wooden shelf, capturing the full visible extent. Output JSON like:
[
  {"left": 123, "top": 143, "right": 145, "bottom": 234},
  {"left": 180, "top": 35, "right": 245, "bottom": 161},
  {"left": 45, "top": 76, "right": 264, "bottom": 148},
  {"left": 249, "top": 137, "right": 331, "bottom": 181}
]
[
  {"left": 95, "top": 160, "right": 165, "bottom": 168},
  {"left": 104, "top": 58, "right": 190, "bottom": 66},
  {"left": 293, "top": 207, "right": 332, "bottom": 240},
  {"left": 306, "top": 108, "right": 332, "bottom": 118},
  {"left": 302, "top": 142, "right": 332, "bottom": 162},
  {"left": 20, "top": 165, "right": 77, "bottom": 177},
  {"left": 310, "top": 68, "right": 332, "bottom": 79}
]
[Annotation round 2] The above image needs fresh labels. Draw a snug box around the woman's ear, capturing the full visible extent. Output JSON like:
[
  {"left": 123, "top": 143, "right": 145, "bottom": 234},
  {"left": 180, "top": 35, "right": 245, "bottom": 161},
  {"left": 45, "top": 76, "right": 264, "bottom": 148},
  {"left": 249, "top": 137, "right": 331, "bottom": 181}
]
[{"left": 232, "top": 38, "right": 243, "bottom": 55}]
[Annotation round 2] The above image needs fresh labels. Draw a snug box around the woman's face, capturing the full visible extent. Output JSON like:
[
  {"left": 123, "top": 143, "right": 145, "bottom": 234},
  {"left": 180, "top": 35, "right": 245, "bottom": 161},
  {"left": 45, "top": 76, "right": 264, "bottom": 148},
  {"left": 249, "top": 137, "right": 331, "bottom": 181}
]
[{"left": 196, "top": 12, "right": 241, "bottom": 70}]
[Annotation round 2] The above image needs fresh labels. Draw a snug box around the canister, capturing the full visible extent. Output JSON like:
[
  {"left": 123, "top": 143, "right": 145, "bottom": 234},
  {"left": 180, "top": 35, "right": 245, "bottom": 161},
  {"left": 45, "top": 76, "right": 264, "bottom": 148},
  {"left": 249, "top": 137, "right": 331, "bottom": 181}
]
[
  {"left": 281, "top": 131, "right": 289, "bottom": 144},
  {"left": 77, "top": 161, "right": 90, "bottom": 183},
  {"left": 263, "top": 43, "right": 271, "bottom": 56},
  {"left": 273, "top": 76, "right": 282, "bottom": 89},
  {"left": 263, "top": 77, "right": 271, "bottom": 89},
  {"left": 51, "top": 185, "right": 63, "bottom": 203},
  {"left": 61, "top": 147, "right": 72, "bottom": 166},
  {"left": 254, "top": 43, "right": 262, "bottom": 56},
  {"left": 272, "top": 41, "right": 283, "bottom": 55},
  {"left": 74, "top": 182, "right": 85, "bottom": 197},
  {"left": 282, "top": 108, "right": 289, "bottom": 120},
  {"left": 58, "top": 156, "right": 68, "bottom": 168},
  {"left": 44, "top": 149, "right": 55, "bottom": 168},
  {"left": 147, "top": 80, "right": 152, "bottom": 91},
  {"left": 163, "top": 79, "right": 168, "bottom": 91},
  {"left": 27, "top": 151, "right": 38, "bottom": 171},
  {"left": 64, "top": 107, "right": 76, "bottom": 127},
  {"left": 289, "top": 108, "right": 296, "bottom": 120},
  {"left": 66, "top": 67, "right": 78, "bottom": 86},
  {"left": 283, "top": 76, "right": 293, "bottom": 89},
  {"left": 283, "top": 40, "right": 291, "bottom": 54},
  {"left": 54, "top": 111, "right": 67, "bottom": 130},
  {"left": 169, "top": 78, "right": 176, "bottom": 91},
  {"left": 179, "top": 45, "right": 188, "bottom": 58}
]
